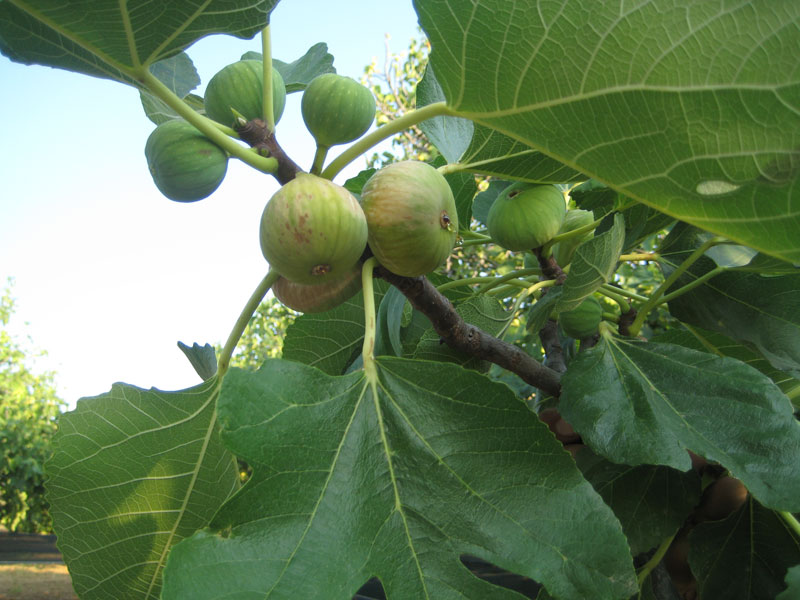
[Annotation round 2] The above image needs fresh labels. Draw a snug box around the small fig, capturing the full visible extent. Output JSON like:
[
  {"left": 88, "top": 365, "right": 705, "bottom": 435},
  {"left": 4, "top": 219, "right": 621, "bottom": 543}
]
[
  {"left": 696, "top": 476, "right": 748, "bottom": 521},
  {"left": 552, "top": 209, "right": 595, "bottom": 267},
  {"left": 487, "top": 183, "right": 565, "bottom": 251},
  {"left": 360, "top": 161, "right": 458, "bottom": 277},
  {"left": 204, "top": 60, "right": 286, "bottom": 126},
  {"left": 144, "top": 119, "right": 228, "bottom": 202},
  {"left": 273, "top": 263, "right": 362, "bottom": 313},
  {"left": 301, "top": 73, "right": 375, "bottom": 147},
  {"left": 558, "top": 297, "right": 603, "bottom": 339},
  {"left": 260, "top": 174, "right": 368, "bottom": 285}
]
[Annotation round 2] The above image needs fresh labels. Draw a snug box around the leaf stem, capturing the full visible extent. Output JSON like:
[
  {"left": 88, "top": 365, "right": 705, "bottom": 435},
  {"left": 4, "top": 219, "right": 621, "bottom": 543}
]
[
  {"left": 476, "top": 268, "right": 540, "bottom": 295},
  {"left": 620, "top": 252, "right": 659, "bottom": 262},
  {"left": 596, "top": 286, "right": 631, "bottom": 313},
  {"left": 261, "top": 25, "right": 275, "bottom": 131},
  {"left": 321, "top": 102, "right": 453, "bottom": 180},
  {"left": 460, "top": 237, "right": 495, "bottom": 248},
  {"left": 540, "top": 216, "right": 604, "bottom": 255},
  {"left": 655, "top": 266, "right": 726, "bottom": 306},
  {"left": 600, "top": 283, "right": 649, "bottom": 303},
  {"left": 139, "top": 70, "right": 278, "bottom": 174},
  {"left": 779, "top": 511, "right": 800, "bottom": 537},
  {"left": 628, "top": 236, "right": 723, "bottom": 337},
  {"left": 361, "top": 258, "right": 379, "bottom": 381},
  {"left": 637, "top": 533, "right": 676, "bottom": 587},
  {"left": 218, "top": 270, "right": 281, "bottom": 377}
]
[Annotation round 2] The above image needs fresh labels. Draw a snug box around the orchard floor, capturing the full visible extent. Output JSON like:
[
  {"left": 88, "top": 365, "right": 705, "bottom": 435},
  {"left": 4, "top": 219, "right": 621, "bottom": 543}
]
[{"left": 0, "top": 564, "right": 76, "bottom": 600}]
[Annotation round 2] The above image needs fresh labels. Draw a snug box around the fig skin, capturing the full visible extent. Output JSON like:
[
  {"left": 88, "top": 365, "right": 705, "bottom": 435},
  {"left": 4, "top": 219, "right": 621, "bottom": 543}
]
[
  {"left": 204, "top": 60, "right": 286, "bottom": 126},
  {"left": 552, "top": 209, "right": 595, "bottom": 267},
  {"left": 260, "top": 174, "right": 368, "bottom": 285},
  {"left": 360, "top": 161, "right": 458, "bottom": 277},
  {"left": 558, "top": 296, "right": 603, "bottom": 339},
  {"left": 696, "top": 476, "right": 748, "bottom": 521},
  {"left": 487, "top": 183, "right": 566, "bottom": 251},
  {"left": 273, "top": 264, "right": 362, "bottom": 313},
  {"left": 301, "top": 73, "right": 376, "bottom": 147},
  {"left": 144, "top": 119, "right": 228, "bottom": 202}
]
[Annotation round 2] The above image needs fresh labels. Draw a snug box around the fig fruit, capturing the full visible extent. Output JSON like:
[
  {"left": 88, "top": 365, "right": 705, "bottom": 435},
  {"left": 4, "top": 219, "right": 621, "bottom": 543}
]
[
  {"left": 558, "top": 296, "right": 603, "bottom": 339},
  {"left": 273, "top": 263, "right": 362, "bottom": 313},
  {"left": 301, "top": 73, "right": 375, "bottom": 147},
  {"left": 552, "top": 209, "right": 595, "bottom": 267},
  {"left": 487, "top": 183, "right": 565, "bottom": 251},
  {"left": 204, "top": 60, "right": 286, "bottom": 126},
  {"left": 260, "top": 174, "right": 368, "bottom": 285},
  {"left": 360, "top": 161, "right": 458, "bottom": 277},
  {"left": 144, "top": 119, "right": 228, "bottom": 202}
]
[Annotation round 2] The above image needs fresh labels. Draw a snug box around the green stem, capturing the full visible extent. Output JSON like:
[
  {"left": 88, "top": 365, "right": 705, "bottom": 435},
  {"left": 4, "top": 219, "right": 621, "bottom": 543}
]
[
  {"left": 460, "top": 230, "right": 492, "bottom": 241},
  {"left": 600, "top": 283, "right": 649, "bottom": 303},
  {"left": 596, "top": 286, "right": 631, "bottom": 313},
  {"left": 310, "top": 145, "right": 330, "bottom": 175},
  {"left": 261, "top": 25, "right": 275, "bottom": 131},
  {"left": 637, "top": 533, "right": 676, "bottom": 587},
  {"left": 321, "top": 102, "right": 453, "bottom": 180},
  {"left": 218, "top": 270, "right": 281, "bottom": 377},
  {"left": 780, "top": 512, "right": 800, "bottom": 538},
  {"left": 602, "top": 311, "right": 620, "bottom": 323},
  {"left": 540, "top": 216, "right": 605, "bottom": 255},
  {"left": 486, "top": 281, "right": 534, "bottom": 297},
  {"left": 361, "top": 258, "right": 379, "bottom": 380},
  {"left": 628, "top": 236, "right": 723, "bottom": 337},
  {"left": 436, "top": 276, "right": 496, "bottom": 293},
  {"left": 476, "top": 268, "right": 541, "bottom": 295},
  {"left": 140, "top": 70, "right": 278, "bottom": 174},
  {"left": 656, "top": 266, "right": 725, "bottom": 306},
  {"left": 620, "top": 252, "right": 659, "bottom": 262},
  {"left": 460, "top": 237, "right": 496, "bottom": 248}
]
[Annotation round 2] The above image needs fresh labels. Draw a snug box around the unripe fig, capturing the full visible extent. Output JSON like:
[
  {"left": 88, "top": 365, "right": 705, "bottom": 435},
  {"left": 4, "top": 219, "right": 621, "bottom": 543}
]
[
  {"left": 144, "top": 119, "right": 228, "bottom": 202},
  {"left": 204, "top": 60, "right": 286, "bottom": 126},
  {"left": 552, "top": 209, "right": 595, "bottom": 267},
  {"left": 558, "top": 296, "right": 603, "bottom": 339},
  {"left": 260, "top": 174, "right": 368, "bottom": 285},
  {"left": 696, "top": 476, "right": 748, "bottom": 521},
  {"left": 301, "top": 73, "right": 375, "bottom": 147},
  {"left": 487, "top": 183, "right": 566, "bottom": 251},
  {"left": 273, "top": 263, "right": 362, "bottom": 313},
  {"left": 360, "top": 161, "right": 458, "bottom": 277}
]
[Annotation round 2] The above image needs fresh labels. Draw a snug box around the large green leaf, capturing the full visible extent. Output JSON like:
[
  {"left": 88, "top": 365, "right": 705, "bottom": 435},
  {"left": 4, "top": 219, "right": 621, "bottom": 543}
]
[
  {"left": 576, "top": 449, "right": 701, "bottom": 556},
  {"left": 242, "top": 43, "right": 336, "bottom": 93},
  {"left": 661, "top": 223, "right": 800, "bottom": 378},
  {"left": 689, "top": 498, "right": 800, "bottom": 600},
  {"left": 416, "top": 0, "right": 800, "bottom": 262},
  {"left": 45, "top": 377, "right": 239, "bottom": 600},
  {"left": 161, "top": 358, "right": 637, "bottom": 600},
  {"left": 653, "top": 327, "right": 800, "bottom": 407},
  {"left": 139, "top": 52, "right": 202, "bottom": 124},
  {"left": 0, "top": 0, "right": 277, "bottom": 84},
  {"left": 559, "top": 337, "right": 800, "bottom": 511}
]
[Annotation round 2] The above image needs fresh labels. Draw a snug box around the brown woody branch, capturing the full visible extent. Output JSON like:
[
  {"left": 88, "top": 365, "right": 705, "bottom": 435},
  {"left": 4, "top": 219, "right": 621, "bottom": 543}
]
[
  {"left": 236, "top": 119, "right": 302, "bottom": 184},
  {"left": 376, "top": 267, "right": 562, "bottom": 397}
]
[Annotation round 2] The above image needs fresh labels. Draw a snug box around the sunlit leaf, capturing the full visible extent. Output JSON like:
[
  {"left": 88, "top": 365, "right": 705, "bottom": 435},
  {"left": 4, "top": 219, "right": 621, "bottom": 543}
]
[{"left": 161, "top": 358, "right": 637, "bottom": 600}]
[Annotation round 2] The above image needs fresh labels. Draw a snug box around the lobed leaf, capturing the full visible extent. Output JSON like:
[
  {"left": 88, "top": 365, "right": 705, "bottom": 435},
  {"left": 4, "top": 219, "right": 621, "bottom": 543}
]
[
  {"left": 243, "top": 43, "right": 336, "bottom": 93},
  {"left": 416, "top": 0, "right": 800, "bottom": 262},
  {"left": 559, "top": 337, "right": 800, "bottom": 511},
  {"left": 161, "top": 358, "right": 638, "bottom": 600},
  {"left": 45, "top": 377, "right": 239, "bottom": 599}
]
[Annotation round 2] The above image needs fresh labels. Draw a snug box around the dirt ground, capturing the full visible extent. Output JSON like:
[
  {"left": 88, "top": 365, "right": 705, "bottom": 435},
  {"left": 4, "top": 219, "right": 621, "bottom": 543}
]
[{"left": 0, "top": 564, "right": 77, "bottom": 600}]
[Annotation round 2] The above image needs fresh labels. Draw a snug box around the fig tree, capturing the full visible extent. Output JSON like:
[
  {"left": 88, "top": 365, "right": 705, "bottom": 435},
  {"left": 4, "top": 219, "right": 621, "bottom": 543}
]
[
  {"left": 260, "top": 174, "right": 368, "bottom": 285},
  {"left": 204, "top": 60, "right": 286, "bottom": 126},
  {"left": 359, "top": 161, "right": 457, "bottom": 277},
  {"left": 144, "top": 119, "right": 228, "bottom": 202},
  {"left": 301, "top": 73, "right": 375, "bottom": 147},
  {"left": 552, "top": 209, "right": 595, "bottom": 267},
  {"left": 558, "top": 296, "right": 603, "bottom": 339},
  {"left": 487, "top": 183, "right": 565, "bottom": 251},
  {"left": 273, "top": 263, "right": 362, "bottom": 313}
]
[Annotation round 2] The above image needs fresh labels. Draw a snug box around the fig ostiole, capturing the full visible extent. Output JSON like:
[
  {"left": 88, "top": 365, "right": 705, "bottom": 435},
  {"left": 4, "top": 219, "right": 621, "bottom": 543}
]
[
  {"left": 301, "top": 73, "right": 376, "bottom": 148},
  {"left": 144, "top": 119, "right": 228, "bottom": 202},
  {"left": 273, "top": 263, "right": 362, "bottom": 313},
  {"left": 558, "top": 296, "right": 603, "bottom": 339},
  {"left": 552, "top": 209, "right": 596, "bottom": 267},
  {"left": 487, "top": 183, "right": 566, "bottom": 251},
  {"left": 359, "top": 160, "right": 458, "bottom": 277},
  {"left": 260, "top": 174, "right": 368, "bottom": 286},
  {"left": 204, "top": 60, "right": 286, "bottom": 127}
]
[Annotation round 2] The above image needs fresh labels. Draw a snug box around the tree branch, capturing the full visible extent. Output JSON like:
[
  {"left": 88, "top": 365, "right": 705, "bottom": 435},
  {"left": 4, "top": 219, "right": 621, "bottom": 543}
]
[
  {"left": 236, "top": 119, "right": 302, "bottom": 185},
  {"left": 376, "top": 267, "right": 562, "bottom": 397}
]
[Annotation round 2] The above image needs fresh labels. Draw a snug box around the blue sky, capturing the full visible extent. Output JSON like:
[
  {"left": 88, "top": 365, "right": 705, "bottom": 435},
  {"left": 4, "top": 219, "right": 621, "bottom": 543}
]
[{"left": 0, "top": 1, "right": 421, "bottom": 407}]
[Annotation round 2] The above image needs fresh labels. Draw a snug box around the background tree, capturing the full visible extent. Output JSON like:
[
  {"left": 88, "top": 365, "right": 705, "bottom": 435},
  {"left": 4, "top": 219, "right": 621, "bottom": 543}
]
[{"left": 0, "top": 280, "right": 64, "bottom": 533}]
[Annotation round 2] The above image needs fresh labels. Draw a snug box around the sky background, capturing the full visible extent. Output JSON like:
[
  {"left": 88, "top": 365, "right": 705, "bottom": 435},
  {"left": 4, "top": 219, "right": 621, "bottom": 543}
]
[{"left": 0, "top": 1, "right": 421, "bottom": 408}]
